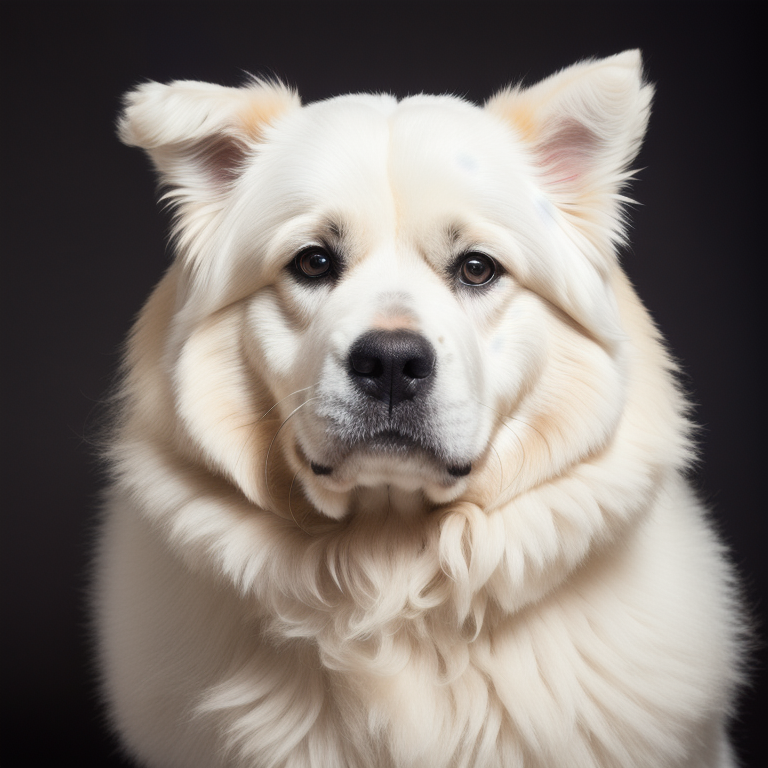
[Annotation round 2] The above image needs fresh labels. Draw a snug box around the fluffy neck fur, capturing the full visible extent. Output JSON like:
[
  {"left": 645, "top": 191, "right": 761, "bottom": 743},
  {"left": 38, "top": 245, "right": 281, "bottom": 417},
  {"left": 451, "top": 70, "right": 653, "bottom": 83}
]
[{"left": 111, "top": 258, "right": 691, "bottom": 666}]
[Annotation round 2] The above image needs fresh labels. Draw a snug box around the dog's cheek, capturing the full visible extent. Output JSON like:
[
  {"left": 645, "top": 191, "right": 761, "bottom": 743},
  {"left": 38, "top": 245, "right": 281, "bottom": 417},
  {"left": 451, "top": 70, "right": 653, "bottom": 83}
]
[
  {"left": 481, "top": 291, "right": 550, "bottom": 415},
  {"left": 243, "top": 288, "right": 340, "bottom": 483},
  {"left": 244, "top": 288, "right": 305, "bottom": 388},
  {"left": 174, "top": 305, "right": 277, "bottom": 508}
]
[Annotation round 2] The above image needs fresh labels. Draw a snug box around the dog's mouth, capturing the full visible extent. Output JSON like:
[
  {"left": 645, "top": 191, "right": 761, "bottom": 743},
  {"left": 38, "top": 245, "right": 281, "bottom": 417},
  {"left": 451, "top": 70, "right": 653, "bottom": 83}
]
[
  {"left": 309, "top": 457, "right": 472, "bottom": 479},
  {"left": 290, "top": 377, "right": 484, "bottom": 517},
  {"left": 297, "top": 431, "right": 473, "bottom": 484}
]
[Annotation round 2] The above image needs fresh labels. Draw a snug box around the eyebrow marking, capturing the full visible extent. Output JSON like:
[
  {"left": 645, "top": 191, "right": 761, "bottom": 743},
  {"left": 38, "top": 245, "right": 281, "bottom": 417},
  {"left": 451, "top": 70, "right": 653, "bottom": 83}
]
[
  {"left": 323, "top": 218, "right": 344, "bottom": 240},
  {"left": 445, "top": 221, "right": 465, "bottom": 246}
]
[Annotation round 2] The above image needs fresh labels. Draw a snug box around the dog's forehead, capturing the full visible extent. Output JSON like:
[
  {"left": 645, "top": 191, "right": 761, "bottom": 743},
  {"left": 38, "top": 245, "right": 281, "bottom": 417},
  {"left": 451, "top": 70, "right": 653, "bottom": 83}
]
[
  {"left": 267, "top": 95, "right": 394, "bottom": 192},
  {"left": 228, "top": 94, "right": 537, "bottom": 296},
  {"left": 264, "top": 94, "right": 528, "bottom": 223},
  {"left": 387, "top": 98, "right": 529, "bottom": 235},
  {"left": 388, "top": 96, "right": 519, "bottom": 175}
]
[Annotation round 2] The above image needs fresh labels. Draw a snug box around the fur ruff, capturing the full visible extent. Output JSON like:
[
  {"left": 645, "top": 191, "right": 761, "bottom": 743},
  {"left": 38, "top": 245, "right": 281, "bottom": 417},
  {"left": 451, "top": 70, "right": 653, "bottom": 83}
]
[{"left": 94, "top": 52, "right": 743, "bottom": 768}]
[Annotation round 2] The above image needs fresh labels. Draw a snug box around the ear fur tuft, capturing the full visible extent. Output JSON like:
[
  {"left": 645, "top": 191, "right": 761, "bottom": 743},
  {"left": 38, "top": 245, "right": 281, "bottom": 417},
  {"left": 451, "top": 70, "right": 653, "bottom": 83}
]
[
  {"left": 118, "top": 78, "right": 299, "bottom": 150},
  {"left": 487, "top": 50, "right": 653, "bottom": 249},
  {"left": 117, "top": 78, "right": 300, "bottom": 270},
  {"left": 118, "top": 78, "right": 300, "bottom": 194}
]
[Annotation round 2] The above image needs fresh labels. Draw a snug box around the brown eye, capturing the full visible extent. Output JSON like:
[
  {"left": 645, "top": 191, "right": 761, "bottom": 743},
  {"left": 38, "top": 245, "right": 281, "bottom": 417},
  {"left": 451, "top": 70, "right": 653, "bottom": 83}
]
[
  {"left": 458, "top": 253, "right": 496, "bottom": 286},
  {"left": 295, "top": 247, "right": 333, "bottom": 278}
]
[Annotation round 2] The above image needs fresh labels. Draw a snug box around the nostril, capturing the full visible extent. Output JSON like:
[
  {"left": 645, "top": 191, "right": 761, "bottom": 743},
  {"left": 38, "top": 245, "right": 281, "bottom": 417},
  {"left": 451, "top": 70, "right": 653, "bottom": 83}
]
[
  {"left": 350, "top": 352, "right": 383, "bottom": 378},
  {"left": 403, "top": 356, "right": 433, "bottom": 380}
]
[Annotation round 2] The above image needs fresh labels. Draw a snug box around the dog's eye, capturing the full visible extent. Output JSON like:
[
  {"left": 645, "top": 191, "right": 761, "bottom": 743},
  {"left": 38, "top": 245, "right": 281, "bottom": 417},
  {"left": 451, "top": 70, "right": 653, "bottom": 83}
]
[
  {"left": 295, "top": 247, "right": 333, "bottom": 279},
  {"left": 458, "top": 253, "right": 497, "bottom": 286}
]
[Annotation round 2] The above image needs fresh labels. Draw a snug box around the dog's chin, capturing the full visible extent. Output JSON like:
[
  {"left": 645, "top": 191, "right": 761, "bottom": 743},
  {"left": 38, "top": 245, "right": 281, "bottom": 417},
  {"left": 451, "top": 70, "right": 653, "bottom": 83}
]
[{"left": 295, "top": 443, "right": 473, "bottom": 520}]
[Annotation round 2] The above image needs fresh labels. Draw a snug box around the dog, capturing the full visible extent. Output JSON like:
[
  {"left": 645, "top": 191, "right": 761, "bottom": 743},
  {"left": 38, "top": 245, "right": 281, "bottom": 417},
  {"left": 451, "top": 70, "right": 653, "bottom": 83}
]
[{"left": 94, "top": 51, "right": 743, "bottom": 767}]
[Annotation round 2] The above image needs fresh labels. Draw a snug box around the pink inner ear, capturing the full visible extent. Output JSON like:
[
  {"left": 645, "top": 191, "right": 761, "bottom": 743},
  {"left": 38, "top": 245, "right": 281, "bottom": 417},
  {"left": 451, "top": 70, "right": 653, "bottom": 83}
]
[
  {"left": 196, "top": 134, "right": 249, "bottom": 188},
  {"left": 538, "top": 118, "right": 602, "bottom": 186}
]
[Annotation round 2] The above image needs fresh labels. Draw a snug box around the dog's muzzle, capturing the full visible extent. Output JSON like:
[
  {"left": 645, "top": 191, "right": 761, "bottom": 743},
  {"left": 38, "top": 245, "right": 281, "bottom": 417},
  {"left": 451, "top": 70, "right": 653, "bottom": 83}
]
[{"left": 306, "top": 329, "right": 472, "bottom": 480}]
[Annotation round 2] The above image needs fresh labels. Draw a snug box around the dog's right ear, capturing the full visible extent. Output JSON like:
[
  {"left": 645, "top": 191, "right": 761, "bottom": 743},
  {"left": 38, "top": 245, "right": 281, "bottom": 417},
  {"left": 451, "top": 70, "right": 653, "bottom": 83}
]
[{"left": 118, "top": 79, "right": 299, "bottom": 226}]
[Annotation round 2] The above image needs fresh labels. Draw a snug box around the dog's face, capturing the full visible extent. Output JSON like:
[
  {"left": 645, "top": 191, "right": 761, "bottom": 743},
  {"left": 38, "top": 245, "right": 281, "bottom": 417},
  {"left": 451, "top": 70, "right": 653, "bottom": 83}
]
[
  {"left": 244, "top": 96, "right": 548, "bottom": 516},
  {"left": 122, "top": 53, "right": 651, "bottom": 520}
]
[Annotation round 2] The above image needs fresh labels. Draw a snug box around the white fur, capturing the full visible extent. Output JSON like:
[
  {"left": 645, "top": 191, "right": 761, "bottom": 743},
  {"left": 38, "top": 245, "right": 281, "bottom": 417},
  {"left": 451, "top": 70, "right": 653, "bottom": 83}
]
[{"left": 94, "top": 51, "right": 742, "bottom": 767}]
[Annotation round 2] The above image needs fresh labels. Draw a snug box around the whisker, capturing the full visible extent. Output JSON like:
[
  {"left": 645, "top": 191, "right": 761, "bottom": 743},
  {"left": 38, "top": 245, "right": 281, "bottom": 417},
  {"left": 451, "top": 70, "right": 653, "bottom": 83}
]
[
  {"left": 288, "top": 469, "right": 311, "bottom": 535},
  {"left": 264, "top": 396, "right": 321, "bottom": 506},
  {"left": 509, "top": 414, "right": 550, "bottom": 457},
  {"left": 488, "top": 442, "right": 504, "bottom": 498},
  {"left": 226, "top": 386, "right": 318, "bottom": 436},
  {"left": 231, "top": 386, "right": 317, "bottom": 473},
  {"left": 476, "top": 401, "right": 532, "bottom": 504},
  {"left": 258, "top": 385, "right": 315, "bottom": 422}
]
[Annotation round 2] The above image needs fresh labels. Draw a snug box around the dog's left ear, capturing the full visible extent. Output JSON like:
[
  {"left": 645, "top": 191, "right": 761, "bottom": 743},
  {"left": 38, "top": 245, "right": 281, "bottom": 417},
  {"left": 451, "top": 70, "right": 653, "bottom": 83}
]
[{"left": 487, "top": 50, "right": 652, "bottom": 247}]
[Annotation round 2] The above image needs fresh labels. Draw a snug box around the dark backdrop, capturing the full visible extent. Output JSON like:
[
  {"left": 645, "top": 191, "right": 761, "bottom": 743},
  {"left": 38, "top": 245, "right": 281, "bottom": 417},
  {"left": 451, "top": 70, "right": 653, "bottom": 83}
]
[{"left": 4, "top": 2, "right": 766, "bottom": 766}]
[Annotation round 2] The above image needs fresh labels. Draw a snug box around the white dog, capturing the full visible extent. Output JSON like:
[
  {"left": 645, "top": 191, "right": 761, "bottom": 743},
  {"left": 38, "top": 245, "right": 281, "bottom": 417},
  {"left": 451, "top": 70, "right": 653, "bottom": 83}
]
[{"left": 94, "top": 51, "right": 743, "bottom": 767}]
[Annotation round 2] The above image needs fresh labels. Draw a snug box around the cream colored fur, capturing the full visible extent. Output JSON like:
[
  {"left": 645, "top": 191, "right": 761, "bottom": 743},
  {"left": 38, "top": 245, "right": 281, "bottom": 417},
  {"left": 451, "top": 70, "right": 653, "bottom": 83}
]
[{"left": 94, "top": 52, "right": 742, "bottom": 767}]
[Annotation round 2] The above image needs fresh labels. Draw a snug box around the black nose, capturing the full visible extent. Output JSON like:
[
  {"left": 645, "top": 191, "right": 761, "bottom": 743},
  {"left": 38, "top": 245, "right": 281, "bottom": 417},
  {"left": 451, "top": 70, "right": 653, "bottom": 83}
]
[{"left": 348, "top": 330, "right": 436, "bottom": 408}]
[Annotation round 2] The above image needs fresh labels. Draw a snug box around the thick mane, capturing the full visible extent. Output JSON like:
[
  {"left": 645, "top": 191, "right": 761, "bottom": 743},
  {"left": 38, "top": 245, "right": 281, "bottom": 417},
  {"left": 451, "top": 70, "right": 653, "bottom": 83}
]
[
  {"left": 96, "top": 53, "right": 741, "bottom": 768},
  {"left": 111, "top": 273, "right": 689, "bottom": 657}
]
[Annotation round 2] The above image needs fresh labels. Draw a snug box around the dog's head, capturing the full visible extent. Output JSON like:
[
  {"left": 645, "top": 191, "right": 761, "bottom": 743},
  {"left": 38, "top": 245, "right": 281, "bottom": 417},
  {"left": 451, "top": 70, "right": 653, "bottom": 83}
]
[{"left": 120, "top": 52, "right": 653, "bottom": 520}]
